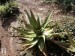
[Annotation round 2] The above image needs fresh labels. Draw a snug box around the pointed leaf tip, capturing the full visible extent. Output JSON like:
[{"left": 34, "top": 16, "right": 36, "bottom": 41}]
[{"left": 42, "top": 11, "right": 53, "bottom": 28}]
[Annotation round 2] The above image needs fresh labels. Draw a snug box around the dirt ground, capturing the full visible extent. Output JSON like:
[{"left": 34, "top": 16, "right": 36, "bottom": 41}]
[{"left": 0, "top": 0, "right": 75, "bottom": 56}]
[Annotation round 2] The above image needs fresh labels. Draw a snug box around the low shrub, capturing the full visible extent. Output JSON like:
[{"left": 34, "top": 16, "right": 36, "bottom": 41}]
[{"left": 0, "top": 2, "right": 18, "bottom": 18}]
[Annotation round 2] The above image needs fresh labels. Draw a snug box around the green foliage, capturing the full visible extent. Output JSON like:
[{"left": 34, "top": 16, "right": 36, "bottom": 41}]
[
  {"left": 13, "top": 10, "right": 54, "bottom": 56},
  {"left": 0, "top": 2, "right": 18, "bottom": 18},
  {"left": 0, "top": 5, "right": 7, "bottom": 15},
  {"left": 53, "top": 21, "right": 75, "bottom": 53},
  {"left": 13, "top": 10, "right": 75, "bottom": 55},
  {"left": 66, "top": 30, "right": 75, "bottom": 52}
]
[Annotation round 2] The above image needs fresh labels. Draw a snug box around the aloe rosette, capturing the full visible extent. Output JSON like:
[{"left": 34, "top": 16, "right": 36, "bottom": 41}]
[{"left": 13, "top": 10, "right": 75, "bottom": 56}]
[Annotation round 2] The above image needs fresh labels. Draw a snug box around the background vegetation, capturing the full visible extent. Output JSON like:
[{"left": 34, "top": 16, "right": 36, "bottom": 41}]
[{"left": 44, "top": 0, "right": 75, "bottom": 13}]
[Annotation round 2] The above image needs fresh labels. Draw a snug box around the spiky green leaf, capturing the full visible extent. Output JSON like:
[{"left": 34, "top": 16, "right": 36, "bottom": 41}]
[
  {"left": 12, "top": 27, "right": 27, "bottom": 35},
  {"left": 24, "top": 39, "right": 38, "bottom": 50},
  {"left": 42, "top": 12, "right": 53, "bottom": 28},
  {"left": 22, "top": 18, "right": 32, "bottom": 30},
  {"left": 36, "top": 16, "right": 41, "bottom": 30},
  {"left": 25, "top": 10, "right": 37, "bottom": 34},
  {"left": 25, "top": 34, "right": 36, "bottom": 38},
  {"left": 30, "top": 9, "right": 36, "bottom": 26},
  {"left": 25, "top": 10, "right": 36, "bottom": 28},
  {"left": 67, "top": 45, "right": 75, "bottom": 52},
  {"left": 38, "top": 37, "right": 45, "bottom": 52}
]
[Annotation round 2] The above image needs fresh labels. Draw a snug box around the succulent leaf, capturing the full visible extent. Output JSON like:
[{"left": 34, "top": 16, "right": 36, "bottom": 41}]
[
  {"left": 43, "top": 28, "right": 53, "bottom": 36},
  {"left": 38, "top": 37, "right": 45, "bottom": 52},
  {"left": 36, "top": 16, "right": 41, "bottom": 30},
  {"left": 12, "top": 27, "right": 27, "bottom": 36},
  {"left": 30, "top": 9, "right": 36, "bottom": 26},
  {"left": 42, "top": 12, "right": 53, "bottom": 29},
  {"left": 25, "top": 10, "right": 37, "bottom": 34},
  {"left": 64, "top": 30, "right": 75, "bottom": 52},
  {"left": 67, "top": 45, "right": 75, "bottom": 52}
]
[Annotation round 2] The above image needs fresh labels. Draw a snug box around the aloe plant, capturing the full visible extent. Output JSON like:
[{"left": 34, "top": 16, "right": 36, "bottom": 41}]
[
  {"left": 65, "top": 30, "right": 75, "bottom": 52},
  {"left": 13, "top": 10, "right": 75, "bottom": 56},
  {"left": 13, "top": 10, "right": 54, "bottom": 56}
]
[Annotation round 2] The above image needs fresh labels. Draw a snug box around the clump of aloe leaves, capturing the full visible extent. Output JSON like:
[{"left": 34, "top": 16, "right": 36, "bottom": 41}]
[{"left": 13, "top": 10, "right": 75, "bottom": 56}]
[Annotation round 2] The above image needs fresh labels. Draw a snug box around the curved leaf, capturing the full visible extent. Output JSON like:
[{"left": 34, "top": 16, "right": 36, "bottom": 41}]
[
  {"left": 25, "top": 10, "right": 36, "bottom": 28},
  {"left": 25, "top": 10, "right": 37, "bottom": 34},
  {"left": 12, "top": 27, "right": 28, "bottom": 35},
  {"left": 38, "top": 37, "right": 45, "bottom": 52},
  {"left": 66, "top": 30, "right": 75, "bottom": 48},
  {"left": 24, "top": 39, "right": 38, "bottom": 50},
  {"left": 42, "top": 11, "right": 53, "bottom": 28},
  {"left": 67, "top": 45, "right": 75, "bottom": 52}
]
